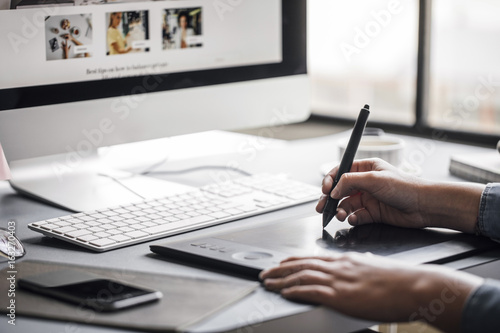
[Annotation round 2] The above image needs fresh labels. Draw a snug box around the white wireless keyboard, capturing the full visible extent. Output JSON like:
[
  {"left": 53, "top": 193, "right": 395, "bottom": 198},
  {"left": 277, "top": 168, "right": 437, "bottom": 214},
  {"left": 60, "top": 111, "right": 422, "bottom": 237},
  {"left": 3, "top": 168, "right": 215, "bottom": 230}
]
[{"left": 28, "top": 174, "right": 319, "bottom": 252}]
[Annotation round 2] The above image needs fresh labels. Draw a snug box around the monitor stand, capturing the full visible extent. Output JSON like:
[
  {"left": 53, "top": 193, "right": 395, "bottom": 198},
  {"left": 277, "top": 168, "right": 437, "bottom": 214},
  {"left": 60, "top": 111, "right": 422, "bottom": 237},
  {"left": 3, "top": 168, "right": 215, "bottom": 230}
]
[{"left": 9, "top": 151, "right": 194, "bottom": 212}]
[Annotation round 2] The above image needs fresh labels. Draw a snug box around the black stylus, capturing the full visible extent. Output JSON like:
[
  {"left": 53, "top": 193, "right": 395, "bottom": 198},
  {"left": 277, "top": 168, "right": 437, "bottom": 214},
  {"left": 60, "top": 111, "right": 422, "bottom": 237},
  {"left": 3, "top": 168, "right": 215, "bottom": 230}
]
[{"left": 322, "top": 104, "right": 370, "bottom": 228}]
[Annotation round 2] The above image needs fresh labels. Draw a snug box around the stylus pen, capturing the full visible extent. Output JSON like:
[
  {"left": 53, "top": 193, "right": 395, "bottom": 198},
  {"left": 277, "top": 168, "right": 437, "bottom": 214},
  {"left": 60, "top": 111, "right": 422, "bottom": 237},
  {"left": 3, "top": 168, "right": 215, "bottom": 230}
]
[{"left": 322, "top": 104, "right": 370, "bottom": 228}]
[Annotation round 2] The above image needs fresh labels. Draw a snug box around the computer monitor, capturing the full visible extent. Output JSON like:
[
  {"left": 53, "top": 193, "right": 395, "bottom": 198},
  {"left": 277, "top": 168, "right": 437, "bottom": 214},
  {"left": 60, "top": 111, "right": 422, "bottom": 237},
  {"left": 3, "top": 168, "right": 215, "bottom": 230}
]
[{"left": 0, "top": 0, "right": 308, "bottom": 212}]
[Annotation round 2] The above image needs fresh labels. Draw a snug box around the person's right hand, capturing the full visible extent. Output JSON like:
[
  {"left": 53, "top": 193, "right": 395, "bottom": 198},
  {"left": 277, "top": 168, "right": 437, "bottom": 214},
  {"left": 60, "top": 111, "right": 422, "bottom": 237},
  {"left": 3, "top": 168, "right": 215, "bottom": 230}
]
[
  {"left": 317, "top": 158, "right": 429, "bottom": 228},
  {"left": 316, "top": 158, "right": 483, "bottom": 233}
]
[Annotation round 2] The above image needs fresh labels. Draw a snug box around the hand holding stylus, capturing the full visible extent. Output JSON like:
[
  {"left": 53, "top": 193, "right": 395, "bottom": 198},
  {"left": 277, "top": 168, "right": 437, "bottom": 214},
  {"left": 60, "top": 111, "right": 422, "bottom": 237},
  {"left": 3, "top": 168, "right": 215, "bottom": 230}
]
[{"left": 322, "top": 104, "right": 370, "bottom": 228}]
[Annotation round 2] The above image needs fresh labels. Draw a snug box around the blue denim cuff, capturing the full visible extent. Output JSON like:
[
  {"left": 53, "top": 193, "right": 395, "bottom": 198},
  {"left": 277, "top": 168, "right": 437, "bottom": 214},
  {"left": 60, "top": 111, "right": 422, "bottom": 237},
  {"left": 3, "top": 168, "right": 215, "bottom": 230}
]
[
  {"left": 462, "top": 279, "right": 500, "bottom": 333},
  {"left": 477, "top": 183, "right": 500, "bottom": 242}
]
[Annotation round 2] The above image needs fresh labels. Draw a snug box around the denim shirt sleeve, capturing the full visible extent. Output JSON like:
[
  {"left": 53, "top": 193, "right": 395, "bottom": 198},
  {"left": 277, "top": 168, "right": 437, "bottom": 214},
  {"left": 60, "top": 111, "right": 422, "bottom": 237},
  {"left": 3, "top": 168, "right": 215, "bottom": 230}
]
[
  {"left": 477, "top": 183, "right": 500, "bottom": 242},
  {"left": 461, "top": 184, "right": 500, "bottom": 332},
  {"left": 461, "top": 279, "right": 500, "bottom": 333}
]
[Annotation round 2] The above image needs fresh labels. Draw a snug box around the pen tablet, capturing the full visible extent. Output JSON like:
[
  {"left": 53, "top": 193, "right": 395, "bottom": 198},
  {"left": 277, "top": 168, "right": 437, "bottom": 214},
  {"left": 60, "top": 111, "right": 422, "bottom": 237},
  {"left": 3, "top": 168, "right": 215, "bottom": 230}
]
[{"left": 150, "top": 215, "right": 499, "bottom": 280}]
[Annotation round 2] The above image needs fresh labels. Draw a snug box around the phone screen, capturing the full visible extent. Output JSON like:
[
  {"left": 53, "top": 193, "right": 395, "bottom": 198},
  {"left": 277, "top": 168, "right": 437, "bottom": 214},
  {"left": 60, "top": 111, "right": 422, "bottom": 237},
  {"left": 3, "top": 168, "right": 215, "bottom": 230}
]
[{"left": 20, "top": 277, "right": 162, "bottom": 312}]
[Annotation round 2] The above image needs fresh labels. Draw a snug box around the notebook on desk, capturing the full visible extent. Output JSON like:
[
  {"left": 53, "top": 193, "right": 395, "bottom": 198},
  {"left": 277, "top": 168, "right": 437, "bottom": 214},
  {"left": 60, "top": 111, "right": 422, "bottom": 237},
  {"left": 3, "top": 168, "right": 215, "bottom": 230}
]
[{"left": 151, "top": 214, "right": 500, "bottom": 280}]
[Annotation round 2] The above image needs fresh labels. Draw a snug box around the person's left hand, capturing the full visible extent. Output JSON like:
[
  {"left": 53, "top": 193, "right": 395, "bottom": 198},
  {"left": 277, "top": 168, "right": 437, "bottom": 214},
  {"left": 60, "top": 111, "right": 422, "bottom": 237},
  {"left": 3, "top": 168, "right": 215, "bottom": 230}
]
[{"left": 259, "top": 253, "right": 482, "bottom": 332}]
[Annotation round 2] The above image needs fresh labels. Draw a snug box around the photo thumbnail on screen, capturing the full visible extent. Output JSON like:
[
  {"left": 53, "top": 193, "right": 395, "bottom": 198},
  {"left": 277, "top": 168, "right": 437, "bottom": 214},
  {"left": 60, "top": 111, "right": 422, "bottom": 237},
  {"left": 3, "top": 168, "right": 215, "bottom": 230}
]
[
  {"left": 106, "top": 11, "right": 150, "bottom": 56},
  {"left": 45, "top": 14, "right": 93, "bottom": 61},
  {"left": 163, "top": 7, "right": 202, "bottom": 50}
]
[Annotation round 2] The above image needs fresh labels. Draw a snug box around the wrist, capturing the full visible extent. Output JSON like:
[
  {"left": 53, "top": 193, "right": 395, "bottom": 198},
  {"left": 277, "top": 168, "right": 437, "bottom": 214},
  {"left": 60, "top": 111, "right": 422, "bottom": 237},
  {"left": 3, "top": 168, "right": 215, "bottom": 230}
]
[
  {"left": 419, "top": 181, "right": 484, "bottom": 233},
  {"left": 410, "top": 266, "right": 483, "bottom": 332}
]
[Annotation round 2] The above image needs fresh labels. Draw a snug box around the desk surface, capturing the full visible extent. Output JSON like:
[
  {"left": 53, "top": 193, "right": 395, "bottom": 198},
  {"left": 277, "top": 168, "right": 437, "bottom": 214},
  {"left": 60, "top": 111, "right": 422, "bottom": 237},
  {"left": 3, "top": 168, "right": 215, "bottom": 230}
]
[{"left": 1, "top": 130, "right": 500, "bottom": 333}]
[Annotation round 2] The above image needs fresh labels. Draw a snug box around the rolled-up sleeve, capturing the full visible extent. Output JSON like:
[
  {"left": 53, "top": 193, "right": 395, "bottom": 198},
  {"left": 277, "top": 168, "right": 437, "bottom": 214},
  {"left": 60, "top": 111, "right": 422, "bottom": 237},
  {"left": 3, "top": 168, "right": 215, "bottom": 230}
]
[
  {"left": 461, "top": 279, "right": 500, "bottom": 333},
  {"left": 477, "top": 183, "right": 500, "bottom": 242}
]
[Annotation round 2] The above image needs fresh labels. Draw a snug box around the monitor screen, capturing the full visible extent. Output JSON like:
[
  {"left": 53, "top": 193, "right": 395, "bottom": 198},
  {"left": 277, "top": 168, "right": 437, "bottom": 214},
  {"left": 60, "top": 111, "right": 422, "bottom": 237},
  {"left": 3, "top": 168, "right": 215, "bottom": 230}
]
[
  {"left": 0, "top": 0, "right": 306, "bottom": 113},
  {"left": 0, "top": 0, "right": 308, "bottom": 211}
]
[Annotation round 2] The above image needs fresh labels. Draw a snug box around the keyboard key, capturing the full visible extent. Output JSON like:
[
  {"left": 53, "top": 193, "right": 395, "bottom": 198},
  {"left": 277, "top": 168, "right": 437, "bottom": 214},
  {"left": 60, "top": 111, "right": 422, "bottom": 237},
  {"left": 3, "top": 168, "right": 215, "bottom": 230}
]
[
  {"left": 94, "top": 232, "right": 111, "bottom": 238},
  {"left": 224, "top": 208, "right": 244, "bottom": 215},
  {"left": 207, "top": 211, "right": 231, "bottom": 219},
  {"left": 132, "top": 211, "right": 148, "bottom": 217},
  {"left": 130, "top": 223, "right": 147, "bottom": 230},
  {"left": 72, "top": 223, "right": 88, "bottom": 230},
  {"left": 77, "top": 234, "right": 98, "bottom": 242},
  {"left": 40, "top": 223, "right": 59, "bottom": 230},
  {"left": 110, "top": 234, "right": 131, "bottom": 242},
  {"left": 89, "top": 213, "right": 107, "bottom": 219},
  {"left": 53, "top": 221, "right": 72, "bottom": 227},
  {"left": 53, "top": 226, "right": 77, "bottom": 234},
  {"left": 118, "top": 226, "right": 134, "bottom": 233},
  {"left": 158, "top": 211, "right": 173, "bottom": 217},
  {"left": 123, "top": 230, "right": 148, "bottom": 239},
  {"left": 86, "top": 221, "right": 101, "bottom": 227},
  {"left": 143, "top": 215, "right": 215, "bottom": 234},
  {"left": 100, "top": 224, "right": 116, "bottom": 230},
  {"left": 239, "top": 205, "right": 258, "bottom": 212},
  {"left": 90, "top": 238, "right": 116, "bottom": 247},
  {"left": 120, "top": 213, "right": 136, "bottom": 219},
  {"left": 65, "top": 229, "right": 92, "bottom": 238},
  {"left": 101, "top": 211, "right": 118, "bottom": 217}
]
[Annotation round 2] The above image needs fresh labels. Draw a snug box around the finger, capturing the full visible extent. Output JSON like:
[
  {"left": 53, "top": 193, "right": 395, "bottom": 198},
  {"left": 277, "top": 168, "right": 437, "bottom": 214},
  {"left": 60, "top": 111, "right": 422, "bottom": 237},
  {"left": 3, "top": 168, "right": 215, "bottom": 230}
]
[
  {"left": 264, "top": 270, "right": 333, "bottom": 291},
  {"left": 281, "top": 285, "right": 336, "bottom": 305},
  {"left": 280, "top": 255, "right": 340, "bottom": 264},
  {"left": 337, "top": 192, "right": 365, "bottom": 217},
  {"left": 333, "top": 171, "right": 385, "bottom": 200},
  {"left": 315, "top": 194, "right": 328, "bottom": 213},
  {"left": 321, "top": 174, "right": 334, "bottom": 195},
  {"left": 347, "top": 208, "right": 377, "bottom": 226},
  {"left": 260, "top": 258, "right": 333, "bottom": 280},
  {"left": 335, "top": 207, "right": 348, "bottom": 221},
  {"left": 323, "top": 159, "right": 385, "bottom": 197}
]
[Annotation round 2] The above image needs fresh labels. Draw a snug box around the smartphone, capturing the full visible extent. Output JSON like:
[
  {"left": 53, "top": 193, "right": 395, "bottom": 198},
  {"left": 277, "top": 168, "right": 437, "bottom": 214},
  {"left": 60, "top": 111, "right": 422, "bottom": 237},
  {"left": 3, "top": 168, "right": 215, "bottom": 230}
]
[
  {"left": 48, "top": 37, "right": 59, "bottom": 52},
  {"left": 19, "top": 270, "right": 162, "bottom": 312}
]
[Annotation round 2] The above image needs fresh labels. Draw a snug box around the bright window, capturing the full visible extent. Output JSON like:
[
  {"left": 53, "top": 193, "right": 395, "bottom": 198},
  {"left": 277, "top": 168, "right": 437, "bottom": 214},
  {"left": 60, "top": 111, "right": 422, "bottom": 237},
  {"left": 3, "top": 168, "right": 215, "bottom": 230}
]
[{"left": 308, "top": 0, "right": 419, "bottom": 124}]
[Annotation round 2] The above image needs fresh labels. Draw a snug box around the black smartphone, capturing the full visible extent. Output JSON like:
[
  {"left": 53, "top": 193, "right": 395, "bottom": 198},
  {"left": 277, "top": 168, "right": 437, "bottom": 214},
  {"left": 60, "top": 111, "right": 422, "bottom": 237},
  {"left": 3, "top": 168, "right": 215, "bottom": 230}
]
[
  {"left": 48, "top": 37, "right": 59, "bottom": 52},
  {"left": 19, "top": 270, "right": 162, "bottom": 312}
]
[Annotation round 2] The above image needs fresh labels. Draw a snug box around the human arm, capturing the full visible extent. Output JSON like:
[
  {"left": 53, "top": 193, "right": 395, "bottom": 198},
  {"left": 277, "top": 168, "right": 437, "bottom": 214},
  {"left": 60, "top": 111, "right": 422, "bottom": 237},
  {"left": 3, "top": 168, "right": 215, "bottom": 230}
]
[
  {"left": 316, "top": 158, "right": 485, "bottom": 234},
  {"left": 111, "top": 42, "right": 132, "bottom": 54},
  {"left": 61, "top": 34, "right": 90, "bottom": 57},
  {"left": 260, "top": 253, "right": 484, "bottom": 333},
  {"left": 61, "top": 39, "right": 70, "bottom": 59}
]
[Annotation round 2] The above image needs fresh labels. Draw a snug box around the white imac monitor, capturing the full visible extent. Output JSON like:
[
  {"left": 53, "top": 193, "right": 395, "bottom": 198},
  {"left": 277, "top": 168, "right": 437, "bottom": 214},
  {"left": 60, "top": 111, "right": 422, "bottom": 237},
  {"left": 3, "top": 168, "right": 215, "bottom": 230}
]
[{"left": 0, "top": 0, "right": 308, "bottom": 212}]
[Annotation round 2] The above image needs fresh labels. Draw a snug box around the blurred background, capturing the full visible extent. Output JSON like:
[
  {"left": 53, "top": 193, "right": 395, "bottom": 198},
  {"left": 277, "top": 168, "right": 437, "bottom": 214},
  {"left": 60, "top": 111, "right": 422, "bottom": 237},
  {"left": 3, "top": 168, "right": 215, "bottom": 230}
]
[{"left": 308, "top": 0, "right": 500, "bottom": 137}]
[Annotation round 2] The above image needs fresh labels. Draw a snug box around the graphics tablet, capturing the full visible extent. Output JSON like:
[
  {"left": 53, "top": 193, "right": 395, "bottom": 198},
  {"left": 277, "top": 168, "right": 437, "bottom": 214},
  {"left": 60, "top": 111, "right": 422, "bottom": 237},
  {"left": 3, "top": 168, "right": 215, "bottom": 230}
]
[{"left": 150, "top": 215, "right": 499, "bottom": 280}]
